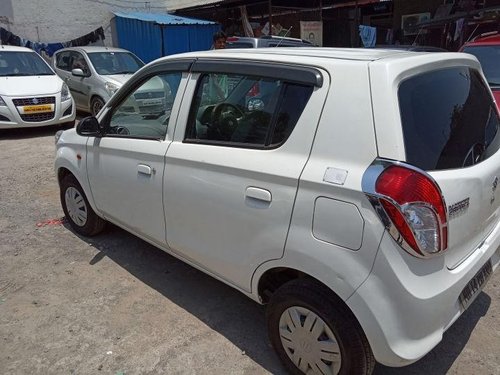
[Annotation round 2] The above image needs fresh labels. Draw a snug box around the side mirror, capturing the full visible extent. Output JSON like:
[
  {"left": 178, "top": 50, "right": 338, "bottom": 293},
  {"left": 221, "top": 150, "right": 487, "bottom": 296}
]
[
  {"left": 72, "top": 68, "right": 87, "bottom": 77},
  {"left": 76, "top": 116, "right": 102, "bottom": 137}
]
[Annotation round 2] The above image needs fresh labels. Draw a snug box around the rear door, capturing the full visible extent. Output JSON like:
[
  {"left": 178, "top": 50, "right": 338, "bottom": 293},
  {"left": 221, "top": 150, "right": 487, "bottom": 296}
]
[
  {"left": 163, "top": 60, "right": 328, "bottom": 291},
  {"left": 371, "top": 56, "right": 500, "bottom": 268}
]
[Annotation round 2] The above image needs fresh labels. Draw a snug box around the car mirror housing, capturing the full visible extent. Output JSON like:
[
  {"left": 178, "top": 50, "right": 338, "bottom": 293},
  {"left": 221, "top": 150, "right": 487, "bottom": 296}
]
[
  {"left": 76, "top": 116, "right": 102, "bottom": 137},
  {"left": 72, "top": 68, "right": 87, "bottom": 77}
]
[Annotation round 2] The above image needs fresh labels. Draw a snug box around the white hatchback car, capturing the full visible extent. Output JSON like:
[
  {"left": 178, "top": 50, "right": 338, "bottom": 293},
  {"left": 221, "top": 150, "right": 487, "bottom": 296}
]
[
  {"left": 0, "top": 45, "right": 75, "bottom": 130},
  {"left": 55, "top": 48, "right": 500, "bottom": 375}
]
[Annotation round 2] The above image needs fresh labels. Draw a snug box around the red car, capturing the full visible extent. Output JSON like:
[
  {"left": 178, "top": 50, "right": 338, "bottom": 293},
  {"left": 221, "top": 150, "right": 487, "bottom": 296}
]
[{"left": 460, "top": 32, "right": 500, "bottom": 112}]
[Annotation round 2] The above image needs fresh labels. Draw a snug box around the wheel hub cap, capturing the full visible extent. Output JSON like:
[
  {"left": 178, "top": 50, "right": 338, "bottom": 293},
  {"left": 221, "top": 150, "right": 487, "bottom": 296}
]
[
  {"left": 65, "top": 186, "right": 87, "bottom": 226},
  {"left": 279, "top": 306, "right": 342, "bottom": 375}
]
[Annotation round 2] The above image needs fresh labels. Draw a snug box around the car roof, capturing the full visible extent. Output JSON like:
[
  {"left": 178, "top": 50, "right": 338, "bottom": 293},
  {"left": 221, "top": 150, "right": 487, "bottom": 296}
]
[
  {"left": 178, "top": 47, "right": 440, "bottom": 62},
  {"left": 0, "top": 45, "right": 36, "bottom": 52},
  {"left": 54, "top": 46, "right": 133, "bottom": 54}
]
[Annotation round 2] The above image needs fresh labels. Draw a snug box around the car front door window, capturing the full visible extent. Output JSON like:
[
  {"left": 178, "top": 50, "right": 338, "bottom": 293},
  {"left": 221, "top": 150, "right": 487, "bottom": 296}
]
[{"left": 107, "top": 72, "right": 182, "bottom": 140}]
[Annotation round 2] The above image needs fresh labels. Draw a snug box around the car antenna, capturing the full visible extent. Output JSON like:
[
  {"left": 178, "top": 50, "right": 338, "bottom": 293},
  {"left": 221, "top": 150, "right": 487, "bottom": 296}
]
[
  {"left": 465, "top": 25, "right": 480, "bottom": 42},
  {"left": 275, "top": 26, "right": 292, "bottom": 47}
]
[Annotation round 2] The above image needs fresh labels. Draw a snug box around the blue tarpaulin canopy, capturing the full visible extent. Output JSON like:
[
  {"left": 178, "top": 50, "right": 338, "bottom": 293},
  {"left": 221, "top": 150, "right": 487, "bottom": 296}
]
[{"left": 114, "top": 11, "right": 220, "bottom": 63}]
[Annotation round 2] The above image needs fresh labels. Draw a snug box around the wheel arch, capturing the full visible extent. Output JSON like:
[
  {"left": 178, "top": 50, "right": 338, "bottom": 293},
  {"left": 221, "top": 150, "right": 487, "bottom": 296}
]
[
  {"left": 256, "top": 266, "right": 346, "bottom": 306},
  {"left": 89, "top": 94, "right": 105, "bottom": 115},
  {"left": 55, "top": 163, "right": 101, "bottom": 217}
]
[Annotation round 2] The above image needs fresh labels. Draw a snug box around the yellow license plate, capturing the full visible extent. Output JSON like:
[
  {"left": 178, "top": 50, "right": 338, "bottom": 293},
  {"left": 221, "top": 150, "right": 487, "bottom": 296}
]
[{"left": 23, "top": 104, "right": 53, "bottom": 113}]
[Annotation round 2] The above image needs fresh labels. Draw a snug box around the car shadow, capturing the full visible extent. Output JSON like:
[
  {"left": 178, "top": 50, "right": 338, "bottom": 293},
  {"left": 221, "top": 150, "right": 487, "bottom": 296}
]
[
  {"left": 0, "top": 112, "right": 87, "bottom": 140},
  {"left": 71, "top": 222, "right": 491, "bottom": 375},
  {"left": 0, "top": 126, "right": 64, "bottom": 140}
]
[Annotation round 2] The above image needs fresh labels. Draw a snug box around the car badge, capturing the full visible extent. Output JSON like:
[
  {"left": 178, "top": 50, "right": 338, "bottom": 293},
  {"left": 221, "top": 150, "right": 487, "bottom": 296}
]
[
  {"left": 32, "top": 98, "right": 39, "bottom": 105},
  {"left": 148, "top": 92, "right": 153, "bottom": 98},
  {"left": 448, "top": 197, "right": 470, "bottom": 218}
]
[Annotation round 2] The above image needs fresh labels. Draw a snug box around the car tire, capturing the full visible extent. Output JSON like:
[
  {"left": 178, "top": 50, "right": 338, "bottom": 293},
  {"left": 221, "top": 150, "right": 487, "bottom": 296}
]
[
  {"left": 60, "top": 174, "right": 106, "bottom": 236},
  {"left": 91, "top": 97, "right": 105, "bottom": 116},
  {"left": 267, "top": 279, "right": 375, "bottom": 375}
]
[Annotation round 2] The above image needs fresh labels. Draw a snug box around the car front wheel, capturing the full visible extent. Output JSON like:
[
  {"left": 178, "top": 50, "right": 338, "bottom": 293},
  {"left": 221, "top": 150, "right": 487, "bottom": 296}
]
[
  {"left": 91, "top": 97, "right": 105, "bottom": 116},
  {"left": 60, "top": 174, "right": 106, "bottom": 236},
  {"left": 267, "top": 279, "right": 375, "bottom": 375}
]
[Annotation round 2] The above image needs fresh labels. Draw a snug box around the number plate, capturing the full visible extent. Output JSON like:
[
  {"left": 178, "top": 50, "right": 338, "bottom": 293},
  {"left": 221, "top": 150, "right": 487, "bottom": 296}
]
[
  {"left": 459, "top": 259, "right": 493, "bottom": 311},
  {"left": 141, "top": 99, "right": 163, "bottom": 106},
  {"left": 22, "top": 104, "right": 54, "bottom": 113}
]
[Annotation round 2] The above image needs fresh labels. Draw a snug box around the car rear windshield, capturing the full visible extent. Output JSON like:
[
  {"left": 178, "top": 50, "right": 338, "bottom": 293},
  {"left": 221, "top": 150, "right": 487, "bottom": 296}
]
[
  {"left": 462, "top": 45, "right": 500, "bottom": 87},
  {"left": 399, "top": 67, "right": 500, "bottom": 171},
  {"left": 87, "top": 52, "right": 144, "bottom": 75},
  {"left": 0, "top": 51, "right": 54, "bottom": 76}
]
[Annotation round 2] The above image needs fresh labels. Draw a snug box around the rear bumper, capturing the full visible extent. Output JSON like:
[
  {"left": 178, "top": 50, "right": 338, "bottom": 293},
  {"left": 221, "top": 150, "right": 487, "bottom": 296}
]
[{"left": 347, "top": 221, "right": 500, "bottom": 367}]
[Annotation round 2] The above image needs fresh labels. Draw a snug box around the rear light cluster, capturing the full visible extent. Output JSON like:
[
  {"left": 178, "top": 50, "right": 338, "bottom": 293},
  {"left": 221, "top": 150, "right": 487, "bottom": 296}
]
[{"left": 363, "top": 160, "right": 448, "bottom": 258}]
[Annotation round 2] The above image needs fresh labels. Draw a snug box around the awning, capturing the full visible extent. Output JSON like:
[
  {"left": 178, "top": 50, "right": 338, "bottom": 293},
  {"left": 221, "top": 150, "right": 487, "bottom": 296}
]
[
  {"left": 113, "top": 11, "right": 218, "bottom": 25},
  {"left": 167, "top": 0, "right": 223, "bottom": 12}
]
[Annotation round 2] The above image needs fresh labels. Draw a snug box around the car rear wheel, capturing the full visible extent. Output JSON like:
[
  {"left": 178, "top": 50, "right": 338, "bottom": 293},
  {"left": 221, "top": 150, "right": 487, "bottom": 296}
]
[
  {"left": 91, "top": 97, "right": 105, "bottom": 116},
  {"left": 60, "top": 174, "right": 106, "bottom": 236},
  {"left": 267, "top": 279, "right": 374, "bottom": 375}
]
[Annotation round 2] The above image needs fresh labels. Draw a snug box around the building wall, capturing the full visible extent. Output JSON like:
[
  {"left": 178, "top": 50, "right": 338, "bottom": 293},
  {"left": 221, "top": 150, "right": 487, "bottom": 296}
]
[{"left": 0, "top": 0, "right": 170, "bottom": 45}]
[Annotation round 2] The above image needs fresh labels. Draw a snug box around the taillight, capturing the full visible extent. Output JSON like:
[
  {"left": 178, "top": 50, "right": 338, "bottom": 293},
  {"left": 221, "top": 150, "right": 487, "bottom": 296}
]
[{"left": 364, "top": 162, "right": 448, "bottom": 258}]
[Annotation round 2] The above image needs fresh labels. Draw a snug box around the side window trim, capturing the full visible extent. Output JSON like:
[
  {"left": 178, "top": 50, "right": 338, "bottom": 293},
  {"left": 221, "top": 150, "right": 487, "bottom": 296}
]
[
  {"left": 184, "top": 71, "right": 314, "bottom": 150},
  {"left": 192, "top": 59, "right": 323, "bottom": 88}
]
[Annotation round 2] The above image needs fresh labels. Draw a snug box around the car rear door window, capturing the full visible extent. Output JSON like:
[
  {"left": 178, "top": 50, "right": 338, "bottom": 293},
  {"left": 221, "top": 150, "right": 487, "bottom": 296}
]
[
  {"left": 185, "top": 72, "right": 313, "bottom": 148},
  {"left": 398, "top": 67, "right": 500, "bottom": 170}
]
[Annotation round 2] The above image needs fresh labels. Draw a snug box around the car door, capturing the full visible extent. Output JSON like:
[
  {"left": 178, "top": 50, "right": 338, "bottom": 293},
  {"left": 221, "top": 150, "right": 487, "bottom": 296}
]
[
  {"left": 163, "top": 60, "right": 328, "bottom": 292},
  {"left": 86, "top": 64, "right": 189, "bottom": 247},
  {"left": 66, "top": 51, "right": 92, "bottom": 109},
  {"left": 54, "top": 50, "right": 73, "bottom": 87}
]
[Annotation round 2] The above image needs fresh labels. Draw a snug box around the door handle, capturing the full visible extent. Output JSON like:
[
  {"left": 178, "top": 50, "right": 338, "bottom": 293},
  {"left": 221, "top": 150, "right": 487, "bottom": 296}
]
[
  {"left": 245, "top": 187, "right": 272, "bottom": 202},
  {"left": 137, "top": 164, "right": 153, "bottom": 176}
]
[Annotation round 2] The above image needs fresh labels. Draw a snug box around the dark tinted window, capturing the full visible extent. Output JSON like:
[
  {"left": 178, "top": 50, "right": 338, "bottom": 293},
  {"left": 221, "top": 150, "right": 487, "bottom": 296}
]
[
  {"left": 462, "top": 45, "right": 500, "bottom": 86},
  {"left": 226, "top": 42, "right": 254, "bottom": 48},
  {"left": 185, "top": 72, "right": 313, "bottom": 148},
  {"left": 399, "top": 67, "right": 500, "bottom": 170}
]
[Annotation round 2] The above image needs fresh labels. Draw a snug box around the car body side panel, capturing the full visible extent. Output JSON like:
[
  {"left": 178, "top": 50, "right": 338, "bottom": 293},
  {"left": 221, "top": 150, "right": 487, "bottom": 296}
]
[{"left": 253, "top": 61, "right": 384, "bottom": 301}]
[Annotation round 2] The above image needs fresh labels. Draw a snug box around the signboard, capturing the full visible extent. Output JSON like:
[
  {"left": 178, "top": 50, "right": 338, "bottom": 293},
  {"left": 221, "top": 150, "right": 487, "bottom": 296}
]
[{"left": 300, "top": 21, "right": 323, "bottom": 46}]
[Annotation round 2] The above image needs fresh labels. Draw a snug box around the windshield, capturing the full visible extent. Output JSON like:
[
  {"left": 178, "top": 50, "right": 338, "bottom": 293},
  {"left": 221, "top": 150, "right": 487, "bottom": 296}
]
[
  {"left": 0, "top": 51, "right": 54, "bottom": 77},
  {"left": 87, "top": 52, "right": 144, "bottom": 75},
  {"left": 463, "top": 45, "right": 500, "bottom": 86}
]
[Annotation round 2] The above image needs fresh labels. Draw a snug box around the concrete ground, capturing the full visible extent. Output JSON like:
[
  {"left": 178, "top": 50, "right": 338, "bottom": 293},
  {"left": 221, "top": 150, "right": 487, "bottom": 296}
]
[{"left": 0, "top": 125, "right": 499, "bottom": 375}]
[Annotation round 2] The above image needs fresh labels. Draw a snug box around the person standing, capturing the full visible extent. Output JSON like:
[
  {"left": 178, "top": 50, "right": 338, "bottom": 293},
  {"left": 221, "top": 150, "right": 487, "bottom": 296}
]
[{"left": 212, "top": 31, "right": 227, "bottom": 50}]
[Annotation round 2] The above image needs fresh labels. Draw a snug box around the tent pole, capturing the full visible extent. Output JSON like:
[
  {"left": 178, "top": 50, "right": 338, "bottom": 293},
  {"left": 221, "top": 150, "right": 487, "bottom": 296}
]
[{"left": 269, "top": 0, "right": 272, "bottom": 36}]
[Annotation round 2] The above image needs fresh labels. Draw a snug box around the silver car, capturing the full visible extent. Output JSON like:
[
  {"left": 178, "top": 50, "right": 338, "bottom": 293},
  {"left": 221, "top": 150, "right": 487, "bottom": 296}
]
[{"left": 53, "top": 46, "right": 168, "bottom": 116}]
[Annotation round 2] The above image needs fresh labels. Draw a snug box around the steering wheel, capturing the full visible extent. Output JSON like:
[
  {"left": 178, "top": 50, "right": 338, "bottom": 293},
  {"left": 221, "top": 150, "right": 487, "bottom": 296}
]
[
  {"left": 111, "top": 125, "right": 130, "bottom": 135},
  {"left": 211, "top": 103, "right": 244, "bottom": 140}
]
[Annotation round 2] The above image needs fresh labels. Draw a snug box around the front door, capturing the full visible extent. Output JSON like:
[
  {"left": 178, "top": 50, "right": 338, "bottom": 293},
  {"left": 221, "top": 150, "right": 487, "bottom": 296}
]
[
  {"left": 164, "top": 64, "right": 327, "bottom": 291},
  {"left": 86, "top": 70, "right": 185, "bottom": 246}
]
